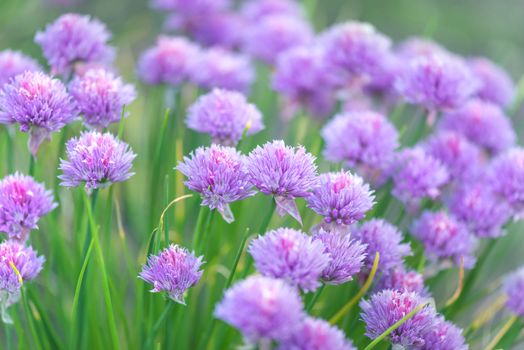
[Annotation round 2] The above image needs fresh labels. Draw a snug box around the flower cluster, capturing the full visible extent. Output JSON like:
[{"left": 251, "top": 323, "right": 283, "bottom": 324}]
[
  {"left": 0, "top": 173, "right": 56, "bottom": 242},
  {"left": 59, "top": 131, "right": 136, "bottom": 192},
  {"left": 0, "top": 71, "right": 77, "bottom": 155},
  {"left": 139, "top": 244, "right": 203, "bottom": 304},
  {"left": 186, "top": 89, "right": 264, "bottom": 146}
]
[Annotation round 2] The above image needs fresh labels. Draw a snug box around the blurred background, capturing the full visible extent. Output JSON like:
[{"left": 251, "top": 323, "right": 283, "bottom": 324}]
[{"left": 1, "top": 0, "right": 524, "bottom": 348}]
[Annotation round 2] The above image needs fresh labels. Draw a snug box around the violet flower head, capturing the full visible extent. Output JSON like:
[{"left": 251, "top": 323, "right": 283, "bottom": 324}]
[
  {"left": 391, "top": 147, "right": 450, "bottom": 206},
  {"left": 470, "top": 57, "right": 514, "bottom": 107},
  {"left": 411, "top": 211, "right": 477, "bottom": 269},
  {"left": 0, "top": 50, "right": 41, "bottom": 87},
  {"left": 504, "top": 267, "right": 524, "bottom": 317},
  {"left": 139, "top": 244, "right": 203, "bottom": 304},
  {"left": 34, "top": 13, "right": 115, "bottom": 76},
  {"left": 424, "top": 131, "right": 483, "bottom": 181},
  {"left": 59, "top": 131, "right": 136, "bottom": 192},
  {"left": 249, "top": 228, "right": 330, "bottom": 292},
  {"left": 354, "top": 219, "right": 411, "bottom": 272},
  {"left": 240, "top": 0, "right": 304, "bottom": 22},
  {"left": 247, "top": 140, "right": 317, "bottom": 224},
  {"left": 137, "top": 36, "right": 200, "bottom": 86},
  {"left": 419, "top": 316, "right": 468, "bottom": 350},
  {"left": 448, "top": 179, "right": 511, "bottom": 238},
  {"left": 242, "top": 14, "right": 313, "bottom": 64},
  {"left": 0, "top": 241, "right": 44, "bottom": 323},
  {"left": 176, "top": 145, "right": 255, "bottom": 223},
  {"left": 395, "top": 53, "right": 478, "bottom": 111},
  {"left": 151, "top": 0, "right": 229, "bottom": 15},
  {"left": 490, "top": 148, "right": 524, "bottom": 213},
  {"left": 439, "top": 99, "right": 516, "bottom": 154},
  {"left": 69, "top": 68, "right": 136, "bottom": 129},
  {"left": 0, "top": 71, "right": 77, "bottom": 155},
  {"left": 279, "top": 317, "right": 356, "bottom": 350},
  {"left": 187, "top": 89, "right": 263, "bottom": 146},
  {"left": 313, "top": 229, "right": 366, "bottom": 285},
  {"left": 166, "top": 12, "right": 244, "bottom": 49},
  {"left": 396, "top": 37, "right": 449, "bottom": 60},
  {"left": 0, "top": 173, "right": 57, "bottom": 242},
  {"left": 321, "top": 21, "right": 392, "bottom": 82},
  {"left": 376, "top": 268, "right": 429, "bottom": 297},
  {"left": 322, "top": 111, "right": 399, "bottom": 172},
  {"left": 307, "top": 171, "right": 374, "bottom": 228},
  {"left": 272, "top": 45, "right": 337, "bottom": 119},
  {"left": 190, "top": 48, "right": 255, "bottom": 94},
  {"left": 360, "top": 290, "right": 436, "bottom": 348},
  {"left": 215, "top": 275, "right": 304, "bottom": 342}
]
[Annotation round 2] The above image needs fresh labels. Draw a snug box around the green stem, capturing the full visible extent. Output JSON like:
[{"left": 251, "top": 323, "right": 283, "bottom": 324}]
[
  {"left": 330, "top": 253, "right": 380, "bottom": 325},
  {"left": 306, "top": 284, "right": 325, "bottom": 312},
  {"left": 5, "top": 127, "right": 14, "bottom": 174},
  {"left": 144, "top": 301, "right": 175, "bottom": 349},
  {"left": 83, "top": 191, "right": 120, "bottom": 349},
  {"left": 198, "top": 209, "right": 216, "bottom": 254},
  {"left": 21, "top": 287, "right": 43, "bottom": 350},
  {"left": 191, "top": 206, "right": 208, "bottom": 252},
  {"left": 3, "top": 320, "right": 12, "bottom": 350},
  {"left": 28, "top": 154, "right": 35, "bottom": 177},
  {"left": 363, "top": 302, "right": 430, "bottom": 350}
]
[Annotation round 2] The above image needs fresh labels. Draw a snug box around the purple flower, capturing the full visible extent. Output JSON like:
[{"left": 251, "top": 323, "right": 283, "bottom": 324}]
[
  {"left": 137, "top": 36, "right": 200, "bottom": 86},
  {"left": 0, "top": 241, "right": 44, "bottom": 323},
  {"left": 307, "top": 171, "right": 374, "bottom": 229},
  {"left": 272, "top": 45, "right": 337, "bottom": 119},
  {"left": 176, "top": 145, "right": 255, "bottom": 223},
  {"left": 0, "top": 50, "right": 41, "bottom": 87},
  {"left": 34, "top": 13, "right": 115, "bottom": 76},
  {"left": 396, "top": 37, "right": 450, "bottom": 60},
  {"left": 240, "top": 0, "right": 303, "bottom": 22},
  {"left": 395, "top": 53, "right": 478, "bottom": 111},
  {"left": 249, "top": 228, "right": 329, "bottom": 292},
  {"left": 424, "top": 131, "right": 483, "bottom": 181},
  {"left": 504, "top": 267, "right": 524, "bottom": 317},
  {"left": 470, "top": 57, "right": 514, "bottom": 107},
  {"left": 490, "top": 148, "right": 524, "bottom": 213},
  {"left": 0, "top": 173, "right": 57, "bottom": 242},
  {"left": 187, "top": 89, "right": 263, "bottom": 146},
  {"left": 321, "top": 21, "right": 392, "bottom": 83},
  {"left": 190, "top": 48, "right": 255, "bottom": 94},
  {"left": 59, "top": 131, "right": 136, "bottom": 191},
  {"left": 354, "top": 219, "right": 411, "bottom": 272},
  {"left": 247, "top": 140, "right": 317, "bottom": 224},
  {"left": 0, "top": 71, "right": 77, "bottom": 155},
  {"left": 215, "top": 275, "right": 304, "bottom": 342},
  {"left": 322, "top": 111, "right": 399, "bottom": 173},
  {"left": 166, "top": 12, "right": 244, "bottom": 49},
  {"left": 448, "top": 179, "right": 511, "bottom": 238},
  {"left": 360, "top": 290, "right": 436, "bottom": 348},
  {"left": 139, "top": 244, "right": 203, "bottom": 304},
  {"left": 411, "top": 211, "right": 477, "bottom": 268},
  {"left": 151, "top": 0, "right": 229, "bottom": 14},
  {"left": 69, "top": 68, "right": 136, "bottom": 129},
  {"left": 313, "top": 229, "right": 366, "bottom": 285},
  {"left": 376, "top": 268, "right": 429, "bottom": 297},
  {"left": 242, "top": 14, "right": 313, "bottom": 64},
  {"left": 439, "top": 99, "right": 516, "bottom": 154},
  {"left": 419, "top": 316, "right": 468, "bottom": 350},
  {"left": 279, "top": 317, "right": 356, "bottom": 350},
  {"left": 391, "top": 147, "right": 450, "bottom": 206}
]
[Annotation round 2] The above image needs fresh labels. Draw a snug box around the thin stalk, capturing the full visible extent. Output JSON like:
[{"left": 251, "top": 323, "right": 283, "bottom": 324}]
[
  {"left": 28, "top": 154, "right": 35, "bottom": 176},
  {"left": 5, "top": 127, "right": 14, "bottom": 173},
  {"left": 466, "top": 295, "right": 507, "bottom": 335},
  {"left": 83, "top": 191, "right": 120, "bottom": 349},
  {"left": 144, "top": 301, "right": 175, "bottom": 349},
  {"left": 445, "top": 256, "right": 465, "bottom": 307},
  {"left": 20, "top": 287, "right": 43, "bottom": 350},
  {"left": 3, "top": 322, "right": 12, "bottom": 350},
  {"left": 485, "top": 315, "right": 518, "bottom": 350},
  {"left": 241, "top": 201, "right": 275, "bottom": 278},
  {"left": 306, "top": 284, "right": 325, "bottom": 312},
  {"left": 330, "top": 253, "right": 380, "bottom": 325},
  {"left": 191, "top": 206, "right": 208, "bottom": 252},
  {"left": 198, "top": 210, "right": 216, "bottom": 254},
  {"left": 363, "top": 302, "right": 430, "bottom": 350}
]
